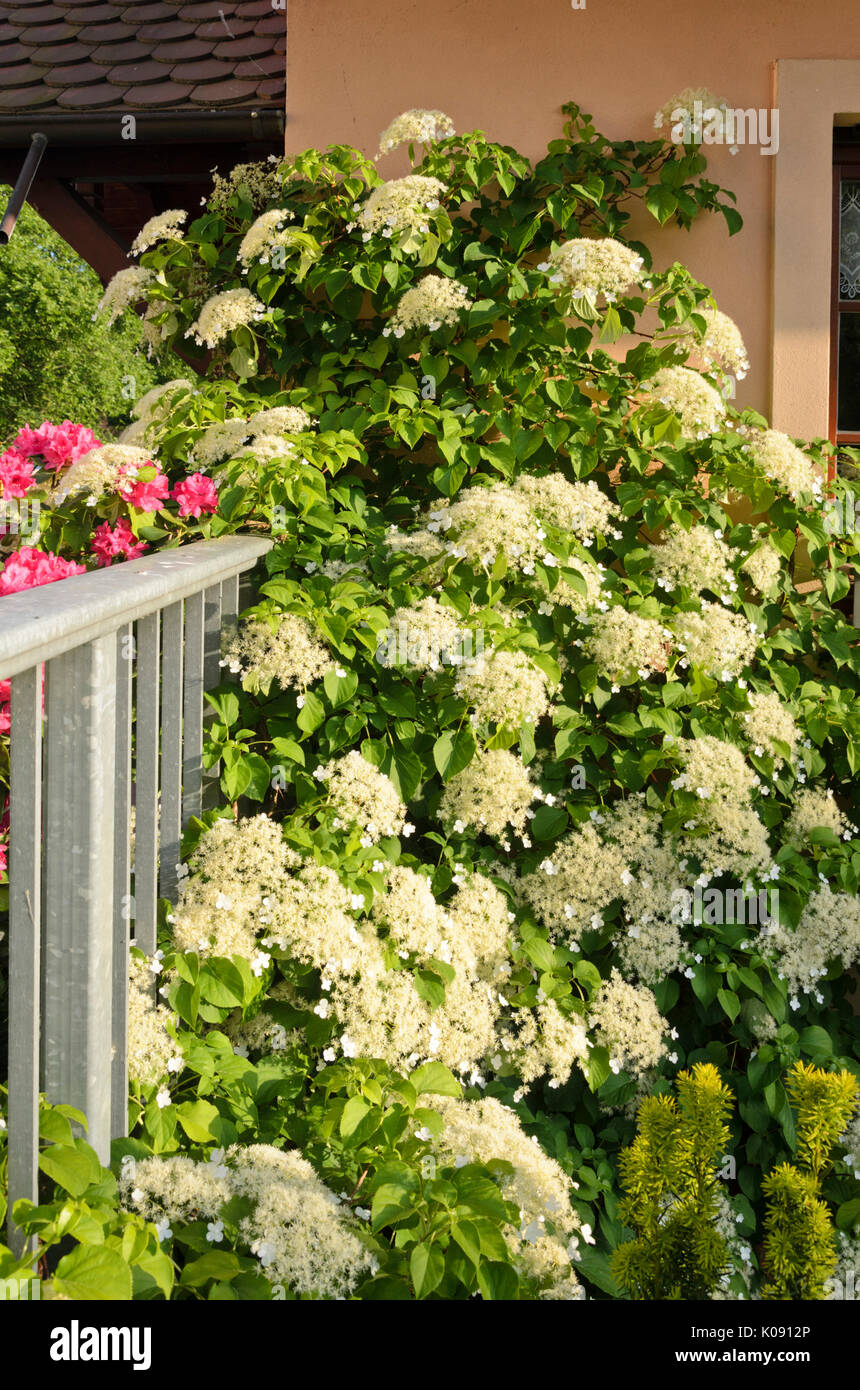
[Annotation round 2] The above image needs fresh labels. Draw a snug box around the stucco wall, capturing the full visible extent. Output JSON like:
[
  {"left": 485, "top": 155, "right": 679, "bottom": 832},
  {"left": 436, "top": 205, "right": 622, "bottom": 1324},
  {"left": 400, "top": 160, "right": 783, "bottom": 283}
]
[{"left": 287, "top": 0, "right": 860, "bottom": 436}]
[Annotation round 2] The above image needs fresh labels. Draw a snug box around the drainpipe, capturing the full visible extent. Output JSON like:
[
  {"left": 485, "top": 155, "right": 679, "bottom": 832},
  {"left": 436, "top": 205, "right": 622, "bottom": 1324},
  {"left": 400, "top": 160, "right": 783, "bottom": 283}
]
[{"left": 0, "top": 133, "right": 48, "bottom": 245}]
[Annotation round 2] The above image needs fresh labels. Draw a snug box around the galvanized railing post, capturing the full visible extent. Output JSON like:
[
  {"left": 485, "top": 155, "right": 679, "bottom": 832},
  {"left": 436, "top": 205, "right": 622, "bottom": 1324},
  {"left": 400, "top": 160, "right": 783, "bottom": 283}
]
[{"left": 42, "top": 636, "right": 117, "bottom": 1162}]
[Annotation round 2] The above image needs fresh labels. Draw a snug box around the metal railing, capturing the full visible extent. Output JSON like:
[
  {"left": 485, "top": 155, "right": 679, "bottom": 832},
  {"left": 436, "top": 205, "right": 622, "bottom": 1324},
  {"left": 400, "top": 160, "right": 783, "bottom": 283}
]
[{"left": 1, "top": 536, "right": 271, "bottom": 1253}]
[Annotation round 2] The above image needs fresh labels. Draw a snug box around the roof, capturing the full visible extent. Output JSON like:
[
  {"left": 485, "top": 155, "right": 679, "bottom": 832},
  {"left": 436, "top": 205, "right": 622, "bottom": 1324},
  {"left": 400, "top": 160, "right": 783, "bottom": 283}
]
[{"left": 0, "top": 0, "right": 285, "bottom": 134}]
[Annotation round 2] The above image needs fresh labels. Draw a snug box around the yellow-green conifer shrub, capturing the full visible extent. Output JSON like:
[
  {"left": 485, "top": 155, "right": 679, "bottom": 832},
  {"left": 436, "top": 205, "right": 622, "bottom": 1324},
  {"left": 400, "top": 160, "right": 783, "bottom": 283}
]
[
  {"left": 761, "top": 1061, "right": 858, "bottom": 1300},
  {"left": 611, "top": 1062, "right": 733, "bottom": 1300}
]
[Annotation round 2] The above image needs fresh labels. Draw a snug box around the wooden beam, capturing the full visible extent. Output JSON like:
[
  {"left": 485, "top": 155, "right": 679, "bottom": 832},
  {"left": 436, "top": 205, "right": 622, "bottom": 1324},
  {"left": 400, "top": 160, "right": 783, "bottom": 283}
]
[{"left": 24, "top": 176, "right": 128, "bottom": 282}]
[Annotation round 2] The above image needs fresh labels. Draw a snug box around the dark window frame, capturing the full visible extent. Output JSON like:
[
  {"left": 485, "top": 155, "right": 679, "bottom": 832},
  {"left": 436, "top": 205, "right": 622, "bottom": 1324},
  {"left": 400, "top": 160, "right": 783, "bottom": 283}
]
[{"left": 830, "top": 146, "right": 860, "bottom": 444}]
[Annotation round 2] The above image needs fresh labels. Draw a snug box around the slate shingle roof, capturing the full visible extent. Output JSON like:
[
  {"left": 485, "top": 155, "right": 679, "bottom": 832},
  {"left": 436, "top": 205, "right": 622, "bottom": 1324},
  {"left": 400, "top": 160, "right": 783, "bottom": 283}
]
[{"left": 0, "top": 0, "right": 285, "bottom": 115}]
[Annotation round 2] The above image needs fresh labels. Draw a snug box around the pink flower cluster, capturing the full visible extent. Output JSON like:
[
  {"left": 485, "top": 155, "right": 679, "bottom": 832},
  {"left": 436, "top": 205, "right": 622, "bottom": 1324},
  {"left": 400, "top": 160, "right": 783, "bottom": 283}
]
[
  {"left": 12, "top": 420, "right": 101, "bottom": 470},
  {"left": 91, "top": 518, "right": 148, "bottom": 568},
  {"left": 0, "top": 679, "right": 9, "bottom": 735},
  {"left": 117, "top": 463, "right": 170, "bottom": 513},
  {"left": 172, "top": 472, "right": 219, "bottom": 518},
  {"left": 0, "top": 449, "right": 37, "bottom": 498},
  {"left": 115, "top": 465, "right": 219, "bottom": 519},
  {"left": 0, "top": 546, "right": 86, "bottom": 596}
]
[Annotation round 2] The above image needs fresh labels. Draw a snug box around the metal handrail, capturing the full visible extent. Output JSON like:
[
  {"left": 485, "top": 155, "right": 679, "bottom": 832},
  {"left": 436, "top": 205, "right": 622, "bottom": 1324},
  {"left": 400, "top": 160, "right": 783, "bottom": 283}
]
[{"left": 3, "top": 535, "right": 271, "bottom": 1256}]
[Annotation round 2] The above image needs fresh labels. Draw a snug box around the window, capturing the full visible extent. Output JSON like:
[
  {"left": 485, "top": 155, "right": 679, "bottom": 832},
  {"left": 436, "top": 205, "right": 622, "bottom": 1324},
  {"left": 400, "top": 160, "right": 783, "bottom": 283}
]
[{"left": 830, "top": 135, "right": 860, "bottom": 444}]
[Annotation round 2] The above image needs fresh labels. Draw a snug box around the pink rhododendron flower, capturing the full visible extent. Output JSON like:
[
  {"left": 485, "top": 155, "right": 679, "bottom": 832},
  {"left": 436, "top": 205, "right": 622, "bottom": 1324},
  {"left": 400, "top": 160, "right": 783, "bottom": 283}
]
[
  {"left": 0, "top": 678, "right": 9, "bottom": 735},
  {"left": 0, "top": 799, "right": 8, "bottom": 879},
  {"left": 0, "top": 449, "right": 36, "bottom": 498},
  {"left": 117, "top": 464, "right": 170, "bottom": 513},
  {"left": 0, "top": 546, "right": 85, "bottom": 596},
  {"left": 12, "top": 420, "right": 101, "bottom": 469},
  {"left": 91, "top": 518, "right": 148, "bottom": 568},
  {"left": 172, "top": 472, "right": 219, "bottom": 518}
]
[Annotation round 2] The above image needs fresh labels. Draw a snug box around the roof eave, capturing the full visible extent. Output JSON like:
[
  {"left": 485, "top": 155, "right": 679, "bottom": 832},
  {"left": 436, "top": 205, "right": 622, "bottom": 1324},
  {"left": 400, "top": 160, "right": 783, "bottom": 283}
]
[{"left": 0, "top": 108, "right": 285, "bottom": 148}]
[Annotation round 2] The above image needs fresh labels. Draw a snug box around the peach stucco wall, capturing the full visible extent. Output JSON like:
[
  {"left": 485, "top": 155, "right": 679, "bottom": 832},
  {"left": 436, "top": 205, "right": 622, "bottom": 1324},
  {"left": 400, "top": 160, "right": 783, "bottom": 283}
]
[{"left": 287, "top": 0, "right": 860, "bottom": 439}]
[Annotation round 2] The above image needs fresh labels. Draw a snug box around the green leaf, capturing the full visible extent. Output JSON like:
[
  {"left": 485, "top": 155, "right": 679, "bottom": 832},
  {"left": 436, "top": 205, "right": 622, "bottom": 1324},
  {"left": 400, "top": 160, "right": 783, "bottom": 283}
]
[
  {"left": 798, "top": 1026, "right": 833, "bottom": 1060},
  {"left": 340, "top": 1095, "right": 371, "bottom": 1139},
  {"left": 413, "top": 969, "right": 447, "bottom": 1011},
  {"left": 476, "top": 1259, "right": 519, "bottom": 1300},
  {"left": 297, "top": 688, "right": 326, "bottom": 733},
  {"left": 39, "top": 1140, "right": 103, "bottom": 1197},
  {"left": 180, "top": 1252, "right": 242, "bottom": 1287},
  {"left": 836, "top": 1198, "right": 860, "bottom": 1231},
  {"left": 433, "top": 728, "right": 476, "bottom": 781},
  {"left": 177, "top": 1098, "right": 220, "bottom": 1143},
  {"left": 411, "top": 1061, "right": 462, "bottom": 1097},
  {"left": 54, "top": 1245, "right": 133, "bottom": 1301},
  {"left": 646, "top": 185, "right": 678, "bottom": 225},
  {"left": 575, "top": 1246, "right": 622, "bottom": 1297},
  {"left": 323, "top": 667, "right": 358, "bottom": 707},
  {"left": 717, "top": 988, "right": 740, "bottom": 1023},
  {"left": 410, "top": 1241, "right": 445, "bottom": 1297}
]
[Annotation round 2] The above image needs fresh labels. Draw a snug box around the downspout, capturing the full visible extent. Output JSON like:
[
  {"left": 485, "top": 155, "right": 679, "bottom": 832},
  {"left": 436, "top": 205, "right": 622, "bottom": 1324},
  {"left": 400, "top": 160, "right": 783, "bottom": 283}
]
[{"left": 0, "top": 132, "right": 48, "bottom": 245}]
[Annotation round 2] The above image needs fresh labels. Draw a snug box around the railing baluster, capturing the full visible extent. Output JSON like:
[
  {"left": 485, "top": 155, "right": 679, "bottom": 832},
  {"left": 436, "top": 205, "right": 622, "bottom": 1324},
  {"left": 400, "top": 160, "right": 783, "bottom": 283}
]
[
  {"left": 160, "top": 602, "right": 184, "bottom": 899},
  {"left": 42, "top": 638, "right": 117, "bottom": 1164},
  {"left": 202, "top": 582, "right": 223, "bottom": 812},
  {"left": 7, "top": 667, "right": 42, "bottom": 1256},
  {"left": 182, "top": 590, "right": 204, "bottom": 828},
  {"left": 111, "top": 625, "right": 133, "bottom": 1139},
  {"left": 135, "top": 612, "right": 160, "bottom": 957}
]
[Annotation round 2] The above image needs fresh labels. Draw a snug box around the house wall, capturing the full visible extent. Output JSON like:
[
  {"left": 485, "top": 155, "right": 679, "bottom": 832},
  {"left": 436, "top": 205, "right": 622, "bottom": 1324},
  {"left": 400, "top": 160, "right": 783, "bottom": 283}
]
[{"left": 287, "top": 0, "right": 860, "bottom": 441}]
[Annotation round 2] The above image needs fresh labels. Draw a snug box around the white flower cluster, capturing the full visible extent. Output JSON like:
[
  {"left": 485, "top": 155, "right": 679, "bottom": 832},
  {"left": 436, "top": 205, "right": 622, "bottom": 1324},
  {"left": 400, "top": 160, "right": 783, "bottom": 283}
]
[
  {"left": 221, "top": 613, "right": 335, "bottom": 694},
  {"left": 190, "top": 406, "right": 313, "bottom": 468},
  {"left": 649, "top": 523, "right": 735, "bottom": 597},
  {"left": 248, "top": 405, "right": 313, "bottom": 436},
  {"left": 455, "top": 648, "right": 553, "bottom": 729},
  {"left": 673, "top": 734, "right": 759, "bottom": 804},
  {"left": 378, "top": 109, "right": 455, "bottom": 155},
  {"left": 740, "top": 539, "right": 783, "bottom": 596},
  {"left": 384, "top": 274, "right": 471, "bottom": 335},
  {"left": 186, "top": 288, "right": 266, "bottom": 348},
  {"left": 170, "top": 814, "right": 303, "bottom": 960},
  {"left": 320, "top": 751, "right": 407, "bottom": 842},
  {"left": 377, "top": 596, "right": 469, "bottom": 671},
  {"left": 671, "top": 601, "right": 759, "bottom": 678},
  {"left": 513, "top": 1002, "right": 591, "bottom": 1089},
  {"left": 209, "top": 159, "right": 282, "bottom": 214},
  {"left": 740, "top": 428, "right": 824, "bottom": 502},
  {"left": 785, "top": 787, "right": 856, "bottom": 848},
  {"left": 127, "top": 956, "right": 176, "bottom": 1086},
  {"left": 53, "top": 443, "right": 155, "bottom": 504},
  {"left": 638, "top": 366, "right": 726, "bottom": 439},
  {"left": 672, "top": 735, "right": 773, "bottom": 881},
  {"left": 429, "top": 1095, "right": 583, "bottom": 1298},
  {"left": 654, "top": 88, "right": 731, "bottom": 142},
  {"left": 237, "top": 208, "right": 296, "bottom": 267},
  {"left": 119, "top": 1145, "right": 376, "bottom": 1298},
  {"left": 739, "top": 690, "right": 800, "bottom": 768},
  {"left": 397, "top": 474, "right": 620, "bottom": 579},
  {"left": 522, "top": 797, "right": 686, "bottom": 980},
  {"left": 679, "top": 307, "right": 749, "bottom": 379},
  {"left": 358, "top": 175, "right": 446, "bottom": 237},
  {"left": 761, "top": 886, "right": 860, "bottom": 998},
  {"left": 584, "top": 606, "right": 671, "bottom": 684},
  {"left": 587, "top": 968, "right": 668, "bottom": 1075},
  {"left": 130, "top": 209, "right": 187, "bottom": 256},
  {"left": 95, "top": 266, "right": 155, "bottom": 325},
  {"left": 544, "top": 237, "right": 644, "bottom": 302},
  {"left": 438, "top": 747, "right": 539, "bottom": 837}
]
